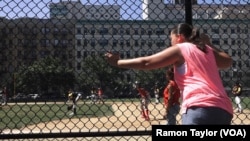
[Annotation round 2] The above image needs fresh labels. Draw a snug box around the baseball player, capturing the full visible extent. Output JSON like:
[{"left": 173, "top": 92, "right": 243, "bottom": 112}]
[
  {"left": 232, "top": 82, "right": 243, "bottom": 113},
  {"left": 134, "top": 81, "right": 151, "bottom": 120},
  {"left": 67, "top": 89, "right": 82, "bottom": 116}
]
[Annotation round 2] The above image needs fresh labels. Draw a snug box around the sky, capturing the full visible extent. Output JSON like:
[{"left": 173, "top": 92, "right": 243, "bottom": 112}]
[{"left": 0, "top": 0, "right": 249, "bottom": 20}]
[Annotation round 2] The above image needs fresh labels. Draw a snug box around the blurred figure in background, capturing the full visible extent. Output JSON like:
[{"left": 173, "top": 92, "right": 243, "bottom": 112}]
[
  {"left": 134, "top": 81, "right": 151, "bottom": 121},
  {"left": 2, "top": 86, "right": 8, "bottom": 106},
  {"left": 154, "top": 83, "right": 160, "bottom": 104},
  {"left": 232, "top": 82, "right": 243, "bottom": 113},
  {"left": 97, "top": 87, "right": 104, "bottom": 104},
  {"left": 67, "top": 89, "right": 82, "bottom": 116},
  {"left": 163, "top": 67, "right": 181, "bottom": 125}
]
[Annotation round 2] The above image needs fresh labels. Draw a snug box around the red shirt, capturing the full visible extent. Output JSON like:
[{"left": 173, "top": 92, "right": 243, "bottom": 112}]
[
  {"left": 163, "top": 80, "right": 180, "bottom": 106},
  {"left": 137, "top": 88, "right": 149, "bottom": 98},
  {"left": 98, "top": 89, "right": 103, "bottom": 96}
]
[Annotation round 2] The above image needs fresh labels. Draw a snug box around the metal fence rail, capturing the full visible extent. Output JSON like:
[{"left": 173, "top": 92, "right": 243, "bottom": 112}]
[{"left": 0, "top": 0, "right": 249, "bottom": 140}]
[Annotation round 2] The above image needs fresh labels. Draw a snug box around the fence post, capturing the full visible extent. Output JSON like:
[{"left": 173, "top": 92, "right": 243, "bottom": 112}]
[{"left": 185, "top": 0, "right": 193, "bottom": 25}]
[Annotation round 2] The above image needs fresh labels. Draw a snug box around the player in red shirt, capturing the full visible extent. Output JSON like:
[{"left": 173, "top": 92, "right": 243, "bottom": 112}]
[
  {"left": 163, "top": 67, "right": 181, "bottom": 125},
  {"left": 97, "top": 87, "right": 104, "bottom": 104},
  {"left": 134, "top": 81, "right": 151, "bottom": 120}
]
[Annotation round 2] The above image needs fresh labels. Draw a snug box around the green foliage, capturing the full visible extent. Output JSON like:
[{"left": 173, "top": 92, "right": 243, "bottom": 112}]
[
  {"left": 77, "top": 55, "right": 128, "bottom": 93},
  {"left": 15, "top": 57, "right": 75, "bottom": 94}
]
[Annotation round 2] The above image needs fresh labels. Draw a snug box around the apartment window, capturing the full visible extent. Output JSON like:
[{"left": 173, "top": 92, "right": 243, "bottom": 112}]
[
  {"left": 156, "top": 40, "right": 165, "bottom": 47},
  {"left": 238, "top": 61, "right": 242, "bottom": 68},
  {"left": 98, "top": 39, "right": 108, "bottom": 46},
  {"left": 223, "top": 29, "right": 227, "bottom": 33},
  {"left": 41, "top": 27, "right": 50, "bottom": 34},
  {"left": 62, "top": 40, "right": 68, "bottom": 47},
  {"left": 99, "top": 27, "right": 108, "bottom": 35},
  {"left": 232, "top": 40, "right": 235, "bottom": 45},
  {"left": 113, "top": 40, "right": 118, "bottom": 47},
  {"left": 90, "top": 27, "right": 95, "bottom": 35},
  {"left": 134, "top": 40, "right": 139, "bottom": 47},
  {"left": 54, "top": 39, "right": 59, "bottom": 47},
  {"left": 232, "top": 50, "right": 236, "bottom": 56},
  {"left": 41, "top": 39, "right": 50, "bottom": 47},
  {"left": 112, "top": 28, "right": 118, "bottom": 35},
  {"left": 83, "top": 28, "right": 88, "bottom": 35},
  {"left": 77, "top": 39, "right": 81, "bottom": 46},
  {"left": 232, "top": 61, "right": 236, "bottom": 68},
  {"left": 237, "top": 49, "right": 241, "bottom": 56},
  {"left": 237, "top": 27, "right": 241, "bottom": 33},
  {"left": 212, "top": 28, "right": 219, "bottom": 34},
  {"left": 120, "top": 39, "right": 124, "bottom": 47},
  {"left": 126, "top": 28, "right": 130, "bottom": 34},
  {"left": 155, "top": 28, "right": 165, "bottom": 35},
  {"left": 134, "top": 28, "right": 139, "bottom": 35},
  {"left": 148, "top": 29, "right": 153, "bottom": 35},
  {"left": 148, "top": 51, "right": 153, "bottom": 55},
  {"left": 77, "top": 62, "right": 81, "bottom": 70},
  {"left": 83, "top": 39, "right": 88, "bottom": 47},
  {"left": 68, "top": 52, "right": 73, "bottom": 59},
  {"left": 141, "top": 40, "right": 145, "bottom": 46},
  {"left": 83, "top": 51, "right": 87, "bottom": 58},
  {"left": 141, "top": 28, "right": 145, "bottom": 35},
  {"left": 90, "top": 39, "right": 95, "bottom": 47},
  {"left": 212, "top": 38, "right": 219, "bottom": 45},
  {"left": 135, "top": 51, "right": 139, "bottom": 57},
  {"left": 148, "top": 40, "right": 153, "bottom": 47},
  {"left": 223, "top": 39, "right": 228, "bottom": 45},
  {"left": 141, "top": 51, "right": 146, "bottom": 56},
  {"left": 245, "top": 60, "right": 250, "bottom": 67},
  {"left": 77, "top": 51, "right": 81, "bottom": 59},
  {"left": 54, "top": 28, "right": 59, "bottom": 34},
  {"left": 231, "top": 28, "right": 235, "bottom": 34},
  {"left": 76, "top": 28, "right": 81, "bottom": 34},
  {"left": 120, "top": 28, "right": 124, "bottom": 35},
  {"left": 126, "top": 51, "right": 130, "bottom": 58},
  {"left": 126, "top": 40, "right": 130, "bottom": 47},
  {"left": 120, "top": 52, "right": 124, "bottom": 59}
]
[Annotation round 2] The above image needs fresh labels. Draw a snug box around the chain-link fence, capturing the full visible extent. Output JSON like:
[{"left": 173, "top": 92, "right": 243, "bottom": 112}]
[{"left": 0, "top": 0, "right": 250, "bottom": 140}]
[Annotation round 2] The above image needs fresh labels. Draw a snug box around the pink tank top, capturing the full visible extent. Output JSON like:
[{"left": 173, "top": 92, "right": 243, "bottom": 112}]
[{"left": 175, "top": 43, "right": 233, "bottom": 115}]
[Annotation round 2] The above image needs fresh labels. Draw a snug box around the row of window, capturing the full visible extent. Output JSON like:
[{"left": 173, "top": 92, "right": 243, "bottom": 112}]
[
  {"left": 77, "top": 39, "right": 166, "bottom": 47},
  {"left": 76, "top": 26, "right": 249, "bottom": 36},
  {"left": 76, "top": 51, "right": 157, "bottom": 59},
  {"left": 76, "top": 27, "right": 167, "bottom": 35}
]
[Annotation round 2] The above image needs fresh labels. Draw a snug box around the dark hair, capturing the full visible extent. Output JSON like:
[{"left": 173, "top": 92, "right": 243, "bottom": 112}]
[
  {"left": 166, "top": 67, "right": 174, "bottom": 80},
  {"left": 171, "top": 23, "right": 207, "bottom": 53}
]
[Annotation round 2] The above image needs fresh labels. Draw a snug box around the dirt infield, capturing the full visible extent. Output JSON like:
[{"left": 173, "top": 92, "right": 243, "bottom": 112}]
[{"left": 2, "top": 102, "right": 250, "bottom": 134}]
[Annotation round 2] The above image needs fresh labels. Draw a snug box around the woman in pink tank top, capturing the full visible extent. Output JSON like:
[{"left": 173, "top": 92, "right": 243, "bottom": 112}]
[{"left": 105, "top": 23, "right": 233, "bottom": 125}]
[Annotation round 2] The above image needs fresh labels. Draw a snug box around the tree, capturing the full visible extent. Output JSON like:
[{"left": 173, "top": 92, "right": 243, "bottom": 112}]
[
  {"left": 76, "top": 55, "right": 127, "bottom": 97},
  {"left": 15, "top": 57, "right": 75, "bottom": 96}
]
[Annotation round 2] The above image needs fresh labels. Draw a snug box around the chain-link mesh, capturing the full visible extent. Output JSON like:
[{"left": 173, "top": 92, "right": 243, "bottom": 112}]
[{"left": 0, "top": 0, "right": 249, "bottom": 140}]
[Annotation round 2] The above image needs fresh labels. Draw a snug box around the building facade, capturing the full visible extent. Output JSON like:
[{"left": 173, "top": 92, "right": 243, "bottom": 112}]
[{"left": 0, "top": 0, "right": 250, "bottom": 88}]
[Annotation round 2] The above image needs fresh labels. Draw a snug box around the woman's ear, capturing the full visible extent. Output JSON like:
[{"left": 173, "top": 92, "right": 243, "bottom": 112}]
[{"left": 177, "top": 34, "right": 185, "bottom": 42}]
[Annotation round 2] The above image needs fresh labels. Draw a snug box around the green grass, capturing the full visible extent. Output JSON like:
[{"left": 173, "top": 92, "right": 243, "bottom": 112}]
[
  {"left": 1, "top": 97, "right": 249, "bottom": 130},
  {"left": 231, "top": 96, "right": 250, "bottom": 109},
  {"left": 0, "top": 102, "right": 114, "bottom": 130}
]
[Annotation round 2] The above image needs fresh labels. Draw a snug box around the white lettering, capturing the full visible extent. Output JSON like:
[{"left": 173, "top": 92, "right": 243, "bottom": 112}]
[
  {"left": 190, "top": 129, "right": 218, "bottom": 138},
  {"left": 156, "top": 129, "right": 187, "bottom": 136},
  {"left": 221, "top": 129, "right": 244, "bottom": 137}
]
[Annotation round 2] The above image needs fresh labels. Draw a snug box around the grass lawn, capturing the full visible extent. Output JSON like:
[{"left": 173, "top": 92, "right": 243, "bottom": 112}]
[
  {"left": 0, "top": 97, "right": 249, "bottom": 130},
  {"left": 0, "top": 102, "right": 114, "bottom": 130},
  {"left": 231, "top": 96, "right": 250, "bottom": 109}
]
